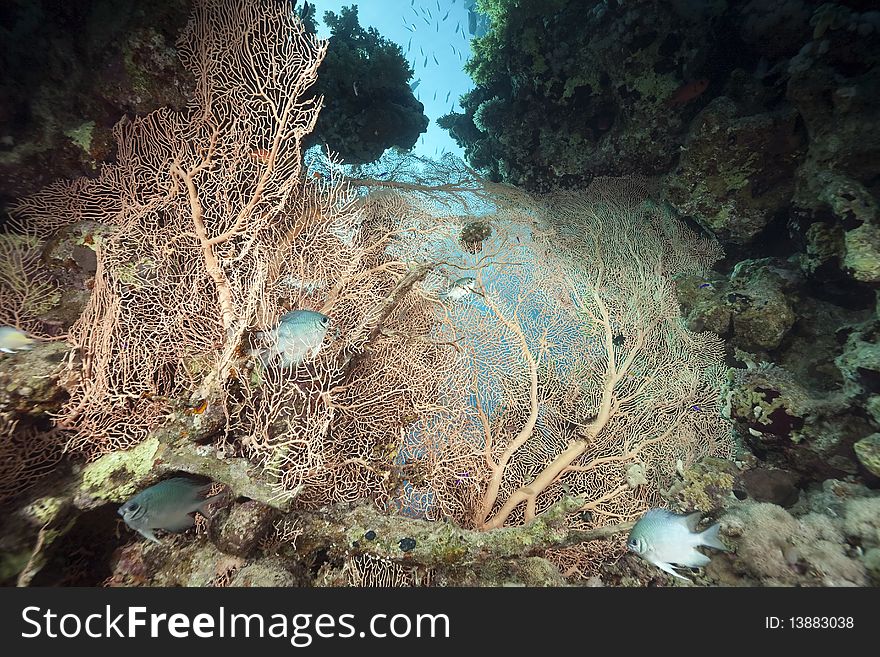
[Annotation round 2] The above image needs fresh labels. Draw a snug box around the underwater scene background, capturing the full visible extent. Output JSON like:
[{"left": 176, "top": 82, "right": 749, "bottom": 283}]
[{"left": 0, "top": 0, "right": 878, "bottom": 587}]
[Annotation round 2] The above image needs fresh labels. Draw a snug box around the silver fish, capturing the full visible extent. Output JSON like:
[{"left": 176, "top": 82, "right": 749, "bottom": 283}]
[
  {"left": 440, "top": 277, "right": 480, "bottom": 302},
  {"left": 257, "top": 309, "right": 331, "bottom": 368},
  {"left": 627, "top": 509, "right": 728, "bottom": 580},
  {"left": 277, "top": 275, "right": 327, "bottom": 295},
  {"left": 118, "top": 478, "right": 222, "bottom": 544},
  {"left": 0, "top": 326, "right": 35, "bottom": 354}
]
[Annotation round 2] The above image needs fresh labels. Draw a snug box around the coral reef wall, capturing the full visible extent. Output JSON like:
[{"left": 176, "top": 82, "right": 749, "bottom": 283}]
[
  {"left": 0, "top": 0, "right": 194, "bottom": 215},
  {"left": 304, "top": 5, "right": 429, "bottom": 164},
  {"left": 446, "top": 0, "right": 880, "bottom": 489},
  {"left": 0, "top": 0, "right": 428, "bottom": 220}
]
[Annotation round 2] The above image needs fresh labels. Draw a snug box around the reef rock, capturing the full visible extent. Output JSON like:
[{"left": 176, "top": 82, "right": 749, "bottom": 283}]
[
  {"left": 853, "top": 433, "right": 880, "bottom": 478},
  {"left": 664, "top": 98, "right": 806, "bottom": 249},
  {"left": 705, "top": 481, "right": 880, "bottom": 586},
  {"left": 677, "top": 258, "right": 800, "bottom": 354},
  {"left": 440, "top": 0, "right": 730, "bottom": 189},
  {"left": 213, "top": 500, "right": 278, "bottom": 558},
  {"left": 724, "top": 363, "right": 865, "bottom": 479}
]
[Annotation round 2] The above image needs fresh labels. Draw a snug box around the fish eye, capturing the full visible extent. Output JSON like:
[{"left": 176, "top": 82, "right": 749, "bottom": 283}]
[{"left": 321, "top": 316, "right": 329, "bottom": 325}]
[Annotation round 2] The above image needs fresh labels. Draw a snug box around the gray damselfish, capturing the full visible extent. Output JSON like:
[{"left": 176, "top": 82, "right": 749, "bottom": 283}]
[
  {"left": 440, "top": 277, "right": 479, "bottom": 302},
  {"left": 0, "top": 325, "right": 35, "bottom": 353},
  {"left": 252, "top": 309, "right": 331, "bottom": 368},
  {"left": 627, "top": 508, "right": 728, "bottom": 580},
  {"left": 118, "top": 478, "right": 222, "bottom": 544}
]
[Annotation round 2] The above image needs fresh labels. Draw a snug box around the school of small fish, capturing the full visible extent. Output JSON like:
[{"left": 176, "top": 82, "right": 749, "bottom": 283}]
[{"left": 402, "top": 0, "right": 470, "bottom": 83}]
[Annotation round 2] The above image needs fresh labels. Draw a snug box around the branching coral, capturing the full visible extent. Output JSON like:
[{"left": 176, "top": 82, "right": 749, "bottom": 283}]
[
  {"left": 0, "top": 415, "right": 65, "bottom": 507},
  {"left": 0, "top": 232, "right": 61, "bottom": 337},
  {"left": 11, "top": 0, "right": 331, "bottom": 456},
  {"left": 398, "top": 177, "right": 734, "bottom": 577},
  {"left": 7, "top": 2, "right": 737, "bottom": 585}
]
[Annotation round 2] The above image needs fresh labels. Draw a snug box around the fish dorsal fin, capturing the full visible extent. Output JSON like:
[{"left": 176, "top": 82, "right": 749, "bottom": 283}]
[{"left": 684, "top": 511, "right": 702, "bottom": 531}]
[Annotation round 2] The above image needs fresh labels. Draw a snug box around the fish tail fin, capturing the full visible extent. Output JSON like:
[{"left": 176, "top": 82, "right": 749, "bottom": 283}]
[
  {"left": 699, "top": 522, "right": 729, "bottom": 551},
  {"left": 197, "top": 492, "right": 225, "bottom": 518}
]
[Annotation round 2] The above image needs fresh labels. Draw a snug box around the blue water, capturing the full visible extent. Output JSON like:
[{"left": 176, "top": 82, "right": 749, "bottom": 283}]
[{"left": 312, "top": 0, "right": 480, "bottom": 160}]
